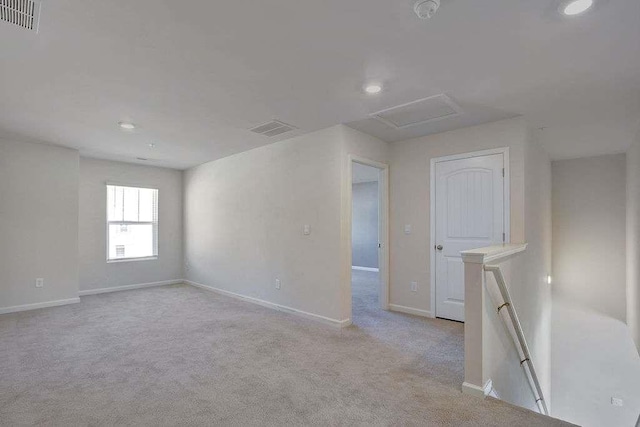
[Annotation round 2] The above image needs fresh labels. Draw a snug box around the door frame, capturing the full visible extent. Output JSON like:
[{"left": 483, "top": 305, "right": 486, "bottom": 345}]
[
  {"left": 347, "top": 155, "right": 390, "bottom": 312},
  {"left": 429, "top": 147, "right": 510, "bottom": 318}
]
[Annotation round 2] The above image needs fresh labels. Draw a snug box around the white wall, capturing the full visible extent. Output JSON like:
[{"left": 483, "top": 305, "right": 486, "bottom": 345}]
[
  {"left": 0, "top": 138, "right": 79, "bottom": 311},
  {"left": 627, "top": 134, "right": 640, "bottom": 351},
  {"left": 552, "top": 154, "right": 627, "bottom": 321},
  {"left": 183, "top": 125, "right": 389, "bottom": 324},
  {"left": 389, "top": 118, "right": 552, "bottom": 410},
  {"left": 522, "top": 130, "right": 553, "bottom": 406},
  {"left": 389, "top": 117, "right": 527, "bottom": 315},
  {"left": 480, "top": 128, "right": 553, "bottom": 411},
  {"left": 78, "top": 158, "right": 183, "bottom": 292},
  {"left": 184, "top": 126, "right": 345, "bottom": 322}
]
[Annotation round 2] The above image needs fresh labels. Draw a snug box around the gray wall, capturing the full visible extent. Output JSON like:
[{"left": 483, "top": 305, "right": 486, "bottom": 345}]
[
  {"left": 78, "top": 158, "right": 183, "bottom": 292},
  {"left": 552, "top": 154, "right": 627, "bottom": 321},
  {"left": 0, "top": 138, "right": 80, "bottom": 311},
  {"left": 352, "top": 182, "right": 378, "bottom": 268}
]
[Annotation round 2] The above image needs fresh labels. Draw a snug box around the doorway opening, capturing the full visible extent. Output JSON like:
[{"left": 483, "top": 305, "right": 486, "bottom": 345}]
[{"left": 349, "top": 156, "right": 389, "bottom": 325}]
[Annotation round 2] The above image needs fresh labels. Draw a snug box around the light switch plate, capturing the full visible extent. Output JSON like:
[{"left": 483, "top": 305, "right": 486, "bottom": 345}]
[
  {"left": 404, "top": 224, "right": 412, "bottom": 235},
  {"left": 275, "top": 279, "right": 281, "bottom": 290},
  {"left": 411, "top": 281, "right": 418, "bottom": 292},
  {"left": 303, "top": 225, "right": 311, "bottom": 235}
]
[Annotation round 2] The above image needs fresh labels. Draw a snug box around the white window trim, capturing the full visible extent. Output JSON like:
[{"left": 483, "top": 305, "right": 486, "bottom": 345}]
[
  {"left": 107, "top": 256, "right": 158, "bottom": 264},
  {"left": 105, "top": 184, "right": 159, "bottom": 263}
]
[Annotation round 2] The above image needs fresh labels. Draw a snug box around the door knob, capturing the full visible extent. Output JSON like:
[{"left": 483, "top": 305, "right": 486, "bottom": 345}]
[{"left": 436, "top": 245, "right": 443, "bottom": 251}]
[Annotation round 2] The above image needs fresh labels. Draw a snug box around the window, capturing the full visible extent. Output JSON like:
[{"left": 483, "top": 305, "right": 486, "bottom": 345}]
[{"left": 107, "top": 185, "right": 158, "bottom": 262}]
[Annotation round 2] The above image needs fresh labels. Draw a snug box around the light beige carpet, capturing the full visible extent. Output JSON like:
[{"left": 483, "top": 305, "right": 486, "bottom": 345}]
[{"left": 0, "top": 271, "right": 572, "bottom": 426}]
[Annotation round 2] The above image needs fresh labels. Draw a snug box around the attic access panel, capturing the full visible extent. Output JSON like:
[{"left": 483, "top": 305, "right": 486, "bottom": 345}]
[{"left": 371, "top": 94, "right": 463, "bottom": 129}]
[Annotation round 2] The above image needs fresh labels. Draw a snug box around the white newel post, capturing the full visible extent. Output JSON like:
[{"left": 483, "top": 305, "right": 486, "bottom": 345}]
[
  {"left": 462, "top": 256, "right": 486, "bottom": 397},
  {"left": 460, "top": 244, "right": 529, "bottom": 398}
]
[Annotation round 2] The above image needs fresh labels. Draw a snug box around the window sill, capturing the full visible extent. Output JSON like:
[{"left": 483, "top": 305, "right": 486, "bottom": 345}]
[{"left": 107, "top": 256, "right": 158, "bottom": 264}]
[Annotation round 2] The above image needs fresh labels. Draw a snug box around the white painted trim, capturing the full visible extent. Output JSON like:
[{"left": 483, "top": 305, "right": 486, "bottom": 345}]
[
  {"left": 430, "top": 147, "right": 510, "bottom": 319},
  {"left": 350, "top": 155, "right": 388, "bottom": 170},
  {"left": 106, "top": 256, "right": 158, "bottom": 264},
  {"left": 389, "top": 304, "right": 433, "bottom": 318},
  {"left": 487, "top": 381, "right": 499, "bottom": 399},
  {"left": 484, "top": 379, "right": 494, "bottom": 396},
  {"left": 462, "top": 379, "right": 493, "bottom": 398},
  {"left": 185, "top": 280, "right": 351, "bottom": 328},
  {"left": 352, "top": 266, "right": 379, "bottom": 272},
  {"left": 461, "top": 244, "right": 528, "bottom": 265},
  {"left": 78, "top": 280, "right": 182, "bottom": 296},
  {"left": 0, "top": 297, "right": 81, "bottom": 315},
  {"left": 428, "top": 147, "right": 511, "bottom": 164},
  {"left": 348, "top": 155, "right": 390, "bottom": 314},
  {"left": 105, "top": 181, "right": 159, "bottom": 190}
]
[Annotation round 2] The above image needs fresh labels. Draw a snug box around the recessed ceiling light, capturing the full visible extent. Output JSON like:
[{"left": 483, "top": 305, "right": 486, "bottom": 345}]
[
  {"left": 562, "top": 0, "right": 593, "bottom": 15},
  {"left": 364, "top": 84, "right": 383, "bottom": 95},
  {"left": 118, "top": 121, "right": 136, "bottom": 130}
]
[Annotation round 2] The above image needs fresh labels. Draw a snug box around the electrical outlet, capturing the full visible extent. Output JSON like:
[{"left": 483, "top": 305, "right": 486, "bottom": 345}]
[
  {"left": 275, "top": 279, "right": 281, "bottom": 290},
  {"left": 303, "top": 225, "right": 311, "bottom": 235},
  {"left": 411, "top": 281, "right": 418, "bottom": 292},
  {"left": 404, "top": 224, "right": 412, "bottom": 235},
  {"left": 35, "top": 278, "right": 44, "bottom": 288},
  {"left": 611, "top": 397, "right": 624, "bottom": 407}
]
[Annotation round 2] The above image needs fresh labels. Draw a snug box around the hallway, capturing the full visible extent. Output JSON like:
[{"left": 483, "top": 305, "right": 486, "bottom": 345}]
[
  {"left": 551, "top": 298, "right": 640, "bottom": 426},
  {"left": 351, "top": 269, "right": 464, "bottom": 388}
]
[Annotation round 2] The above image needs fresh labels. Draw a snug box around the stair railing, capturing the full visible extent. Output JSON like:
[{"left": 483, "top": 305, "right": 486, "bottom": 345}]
[{"left": 484, "top": 264, "right": 549, "bottom": 416}]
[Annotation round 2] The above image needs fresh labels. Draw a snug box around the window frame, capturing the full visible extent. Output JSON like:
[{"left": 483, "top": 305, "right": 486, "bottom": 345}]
[{"left": 105, "top": 183, "right": 159, "bottom": 263}]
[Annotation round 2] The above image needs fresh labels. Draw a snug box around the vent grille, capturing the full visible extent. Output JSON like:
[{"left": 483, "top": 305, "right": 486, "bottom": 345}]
[
  {"left": 249, "top": 120, "right": 297, "bottom": 137},
  {"left": 371, "top": 94, "right": 463, "bottom": 129},
  {"left": 0, "top": 0, "right": 40, "bottom": 32}
]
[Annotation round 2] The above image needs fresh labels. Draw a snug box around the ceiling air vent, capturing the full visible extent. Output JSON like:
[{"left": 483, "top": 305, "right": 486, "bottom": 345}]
[
  {"left": 371, "top": 94, "right": 463, "bottom": 129},
  {"left": 0, "top": 0, "right": 41, "bottom": 32},
  {"left": 249, "top": 120, "right": 297, "bottom": 137}
]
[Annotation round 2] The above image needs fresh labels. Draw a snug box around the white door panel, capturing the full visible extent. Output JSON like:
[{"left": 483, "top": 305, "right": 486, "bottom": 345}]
[{"left": 435, "top": 153, "right": 505, "bottom": 322}]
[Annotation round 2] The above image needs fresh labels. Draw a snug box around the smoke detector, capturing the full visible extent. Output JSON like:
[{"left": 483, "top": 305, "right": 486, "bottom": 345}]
[{"left": 414, "top": 0, "right": 440, "bottom": 19}]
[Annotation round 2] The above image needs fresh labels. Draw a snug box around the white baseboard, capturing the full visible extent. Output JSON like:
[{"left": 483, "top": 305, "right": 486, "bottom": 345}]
[
  {"left": 0, "top": 297, "right": 81, "bottom": 315},
  {"left": 389, "top": 304, "right": 433, "bottom": 318},
  {"left": 78, "top": 280, "right": 183, "bottom": 296},
  {"left": 352, "top": 266, "right": 379, "bottom": 272},
  {"left": 462, "top": 379, "right": 493, "bottom": 398},
  {"left": 185, "top": 280, "right": 351, "bottom": 328},
  {"left": 486, "top": 382, "right": 499, "bottom": 399}
]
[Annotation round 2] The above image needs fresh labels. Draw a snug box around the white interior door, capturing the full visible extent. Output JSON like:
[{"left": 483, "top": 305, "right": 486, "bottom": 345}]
[{"left": 435, "top": 153, "right": 505, "bottom": 322}]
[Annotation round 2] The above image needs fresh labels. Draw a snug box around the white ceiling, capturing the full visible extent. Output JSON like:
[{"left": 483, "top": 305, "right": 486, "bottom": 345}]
[{"left": 1, "top": 0, "right": 639, "bottom": 169}]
